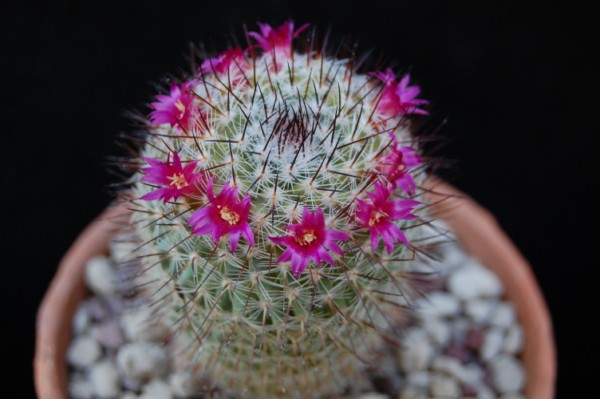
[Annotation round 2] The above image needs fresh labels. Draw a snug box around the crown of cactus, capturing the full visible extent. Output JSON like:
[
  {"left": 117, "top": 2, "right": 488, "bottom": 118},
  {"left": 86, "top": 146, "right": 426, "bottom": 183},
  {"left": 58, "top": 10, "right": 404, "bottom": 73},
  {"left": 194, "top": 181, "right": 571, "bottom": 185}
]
[{"left": 126, "top": 21, "right": 433, "bottom": 398}]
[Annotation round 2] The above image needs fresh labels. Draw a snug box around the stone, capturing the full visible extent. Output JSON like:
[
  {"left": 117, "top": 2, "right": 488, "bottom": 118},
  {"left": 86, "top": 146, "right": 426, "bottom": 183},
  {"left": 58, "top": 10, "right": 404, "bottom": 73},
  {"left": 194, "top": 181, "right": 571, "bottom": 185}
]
[
  {"left": 415, "top": 292, "right": 460, "bottom": 318},
  {"left": 429, "top": 374, "right": 460, "bottom": 398},
  {"left": 448, "top": 263, "right": 503, "bottom": 300},
  {"left": 91, "top": 321, "right": 125, "bottom": 350},
  {"left": 399, "top": 330, "right": 434, "bottom": 372},
  {"left": 500, "top": 394, "right": 525, "bottom": 399},
  {"left": 89, "top": 361, "right": 120, "bottom": 398},
  {"left": 503, "top": 325, "right": 524, "bottom": 354},
  {"left": 120, "top": 393, "right": 139, "bottom": 399},
  {"left": 110, "top": 238, "right": 138, "bottom": 264},
  {"left": 86, "top": 297, "right": 109, "bottom": 321},
  {"left": 117, "top": 343, "right": 168, "bottom": 380},
  {"left": 85, "top": 256, "right": 116, "bottom": 297},
  {"left": 353, "top": 393, "right": 389, "bottom": 399},
  {"left": 139, "top": 379, "right": 174, "bottom": 399},
  {"left": 121, "top": 306, "right": 167, "bottom": 342},
  {"left": 451, "top": 317, "right": 471, "bottom": 342},
  {"left": 67, "top": 336, "right": 102, "bottom": 369},
  {"left": 481, "top": 328, "right": 504, "bottom": 361},
  {"left": 72, "top": 304, "right": 91, "bottom": 334},
  {"left": 405, "top": 371, "right": 430, "bottom": 388},
  {"left": 490, "top": 355, "right": 526, "bottom": 393},
  {"left": 459, "top": 363, "right": 485, "bottom": 387},
  {"left": 476, "top": 384, "right": 496, "bottom": 399},
  {"left": 431, "top": 356, "right": 483, "bottom": 386},
  {"left": 168, "top": 372, "right": 196, "bottom": 398},
  {"left": 465, "top": 299, "right": 496, "bottom": 324},
  {"left": 68, "top": 374, "right": 94, "bottom": 399},
  {"left": 491, "top": 303, "right": 516, "bottom": 328},
  {"left": 422, "top": 318, "right": 451, "bottom": 347},
  {"left": 399, "top": 386, "right": 427, "bottom": 399}
]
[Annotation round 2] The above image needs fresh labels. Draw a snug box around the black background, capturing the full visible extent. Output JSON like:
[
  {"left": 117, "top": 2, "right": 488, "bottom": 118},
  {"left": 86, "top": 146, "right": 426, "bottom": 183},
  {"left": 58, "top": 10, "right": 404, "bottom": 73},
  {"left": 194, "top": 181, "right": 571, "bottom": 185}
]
[{"left": 2, "top": 1, "right": 596, "bottom": 397}]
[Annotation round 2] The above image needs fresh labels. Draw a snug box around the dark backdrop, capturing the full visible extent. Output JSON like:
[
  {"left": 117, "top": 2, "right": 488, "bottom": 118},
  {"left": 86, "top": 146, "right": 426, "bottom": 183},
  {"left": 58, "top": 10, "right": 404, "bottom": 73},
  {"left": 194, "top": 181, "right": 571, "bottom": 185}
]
[{"left": 2, "top": 1, "right": 596, "bottom": 397}]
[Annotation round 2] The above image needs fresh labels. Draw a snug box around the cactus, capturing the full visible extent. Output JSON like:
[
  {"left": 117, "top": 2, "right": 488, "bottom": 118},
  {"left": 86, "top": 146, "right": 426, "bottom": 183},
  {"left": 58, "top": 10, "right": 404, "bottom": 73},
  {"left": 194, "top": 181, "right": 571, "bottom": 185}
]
[{"left": 123, "top": 21, "right": 435, "bottom": 398}]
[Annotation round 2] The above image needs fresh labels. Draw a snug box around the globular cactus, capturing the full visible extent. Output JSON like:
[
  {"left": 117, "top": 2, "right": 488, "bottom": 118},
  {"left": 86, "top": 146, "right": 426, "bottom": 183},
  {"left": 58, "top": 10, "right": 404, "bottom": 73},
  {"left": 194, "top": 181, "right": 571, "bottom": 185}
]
[{"left": 124, "top": 21, "right": 435, "bottom": 398}]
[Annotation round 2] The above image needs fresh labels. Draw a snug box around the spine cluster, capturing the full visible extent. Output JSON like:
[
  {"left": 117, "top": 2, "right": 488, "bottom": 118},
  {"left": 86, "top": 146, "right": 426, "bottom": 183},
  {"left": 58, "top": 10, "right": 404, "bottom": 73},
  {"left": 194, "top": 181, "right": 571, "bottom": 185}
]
[{"left": 126, "top": 21, "right": 434, "bottom": 398}]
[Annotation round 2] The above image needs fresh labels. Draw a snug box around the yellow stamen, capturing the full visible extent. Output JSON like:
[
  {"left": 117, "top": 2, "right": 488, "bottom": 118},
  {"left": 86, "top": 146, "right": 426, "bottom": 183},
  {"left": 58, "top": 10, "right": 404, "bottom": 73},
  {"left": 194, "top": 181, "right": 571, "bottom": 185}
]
[
  {"left": 297, "top": 229, "right": 317, "bottom": 246},
  {"left": 174, "top": 99, "right": 186, "bottom": 119},
  {"left": 369, "top": 211, "right": 387, "bottom": 227},
  {"left": 220, "top": 206, "right": 241, "bottom": 225},
  {"left": 167, "top": 173, "right": 189, "bottom": 189}
]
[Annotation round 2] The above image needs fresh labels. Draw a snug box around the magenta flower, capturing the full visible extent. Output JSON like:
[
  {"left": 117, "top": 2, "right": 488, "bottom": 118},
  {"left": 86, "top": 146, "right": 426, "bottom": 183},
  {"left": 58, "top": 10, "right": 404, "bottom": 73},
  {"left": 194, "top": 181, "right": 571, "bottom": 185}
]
[
  {"left": 201, "top": 48, "right": 248, "bottom": 75},
  {"left": 149, "top": 81, "right": 196, "bottom": 131},
  {"left": 188, "top": 177, "right": 254, "bottom": 252},
  {"left": 141, "top": 152, "right": 203, "bottom": 202},
  {"left": 270, "top": 207, "right": 350, "bottom": 276},
  {"left": 248, "top": 21, "right": 309, "bottom": 60},
  {"left": 372, "top": 69, "right": 428, "bottom": 116},
  {"left": 356, "top": 181, "right": 419, "bottom": 254},
  {"left": 377, "top": 131, "right": 421, "bottom": 195}
]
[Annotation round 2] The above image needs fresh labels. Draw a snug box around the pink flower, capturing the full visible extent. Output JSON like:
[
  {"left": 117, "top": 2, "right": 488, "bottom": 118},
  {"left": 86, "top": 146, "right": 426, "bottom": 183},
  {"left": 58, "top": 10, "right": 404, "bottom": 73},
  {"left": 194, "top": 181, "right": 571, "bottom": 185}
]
[
  {"left": 270, "top": 207, "right": 350, "bottom": 276},
  {"left": 377, "top": 131, "right": 421, "bottom": 195},
  {"left": 149, "top": 81, "right": 196, "bottom": 131},
  {"left": 141, "top": 152, "right": 203, "bottom": 202},
  {"left": 201, "top": 48, "right": 248, "bottom": 75},
  {"left": 188, "top": 177, "right": 254, "bottom": 252},
  {"left": 248, "top": 21, "right": 309, "bottom": 60},
  {"left": 372, "top": 69, "right": 428, "bottom": 116},
  {"left": 356, "top": 181, "right": 419, "bottom": 254}
]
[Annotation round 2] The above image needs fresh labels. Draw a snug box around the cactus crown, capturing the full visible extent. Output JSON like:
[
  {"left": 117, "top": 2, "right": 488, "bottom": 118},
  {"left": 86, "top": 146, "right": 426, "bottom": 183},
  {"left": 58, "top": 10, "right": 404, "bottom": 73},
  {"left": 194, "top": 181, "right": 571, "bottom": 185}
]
[{"left": 124, "top": 21, "right": 435, "bottom": 398}]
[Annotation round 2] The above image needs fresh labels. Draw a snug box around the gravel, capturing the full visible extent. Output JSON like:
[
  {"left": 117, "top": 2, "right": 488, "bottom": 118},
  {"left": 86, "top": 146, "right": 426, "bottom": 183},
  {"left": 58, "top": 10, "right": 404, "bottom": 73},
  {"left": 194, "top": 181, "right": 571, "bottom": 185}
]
[{"left": 67, "top": 240, "right": 527, "bottom": 398}]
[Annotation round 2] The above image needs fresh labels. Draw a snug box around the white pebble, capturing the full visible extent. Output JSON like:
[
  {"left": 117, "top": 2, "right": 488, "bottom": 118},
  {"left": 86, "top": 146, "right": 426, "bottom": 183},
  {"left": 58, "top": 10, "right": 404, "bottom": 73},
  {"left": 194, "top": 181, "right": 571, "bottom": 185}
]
[
  {"left": 120, "top": 393, "right": 139, "bottom": 399},
  {"left": 504, "top": 325, "right": 524, "bottom": 354},
  {"left": 353, "top": 393, "right": 389, "bottom": 399},
  {"left": 168, "top": 372, "right": 196, "bottom": 398},
  {"left": 110, "top": 238, "right": 138, "bottom": 263},
  {"left": 448, "top": 262, "right": 503, "bottom": 300},
  {"left": 405, "top": 371, "right": 430, "bottom": 387},
  {"left": 476, "top": 384, "right": 496, "bottom": 399},
  {"left": 67, "top": 336, "right": 101, "bottom": 369},
  {"left": 465, "top": 299, "right": 496, "bottom": 324},
  {"left": 481, "top": 327, "right": 504, "bottom": 361},
  {"left": 430, "top": 374, "right": 460, "bottom": 398},
  {"left": 491, "top": 303, "right": 516, "bottom": 328},
  {"left": 121, "top": 306, "right": 166, "bottom": 342},
  {"left": 140, "top": 379, "right": 174, "bottom": 399},
  {"left": 451, "top": 317, "right": 471, "bottom": 339},
  {"left": 500, "top": 394, "right": 525, "bottom": 399},
  {"left": 69, "top": 374, "right": 94, "bottom": 399},
  {"left": 117, "top": 343, "right": 168, "bottom": 380},
  {"left": 85, "top": 256, "right": 116, "bottom": 297},
  {"left": 91, "top": 321, "right": 125, "bottom": 349},
  {"left": 399, "top": 330, "right": 434, "bottom": 372},
  {"left": 459, "top": 363, "right": 485, "bottom": 387},
  {"left": 399, "top": 386, "right": 427, "bottom": 399},
  {"left": 416, "top": 292, "right": 460, "bottom": 318},
  {"left": 442, "top": 247, "right": 467, "bottom": 267},
  {"left": 422, "top": 318, "right": 451, "bottom": 347},
  {"left": 431, "top": 356, "right": 476, "bottom": 384},
  {"left": 490, "top": 355, "right": 526, "bottom": 393},
  {"left": 72, "top": 305, "right": 91, "bottom": 334},
  {"left": 89, "top": 361, "right": 120, "bottom": 398}
]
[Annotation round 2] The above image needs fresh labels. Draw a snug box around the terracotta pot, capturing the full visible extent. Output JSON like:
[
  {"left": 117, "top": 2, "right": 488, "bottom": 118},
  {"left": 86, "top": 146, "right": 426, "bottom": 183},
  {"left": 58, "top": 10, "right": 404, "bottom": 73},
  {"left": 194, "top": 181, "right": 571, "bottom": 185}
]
[{"left": 34, "top": 183, "right": 556, "bottom": 399}]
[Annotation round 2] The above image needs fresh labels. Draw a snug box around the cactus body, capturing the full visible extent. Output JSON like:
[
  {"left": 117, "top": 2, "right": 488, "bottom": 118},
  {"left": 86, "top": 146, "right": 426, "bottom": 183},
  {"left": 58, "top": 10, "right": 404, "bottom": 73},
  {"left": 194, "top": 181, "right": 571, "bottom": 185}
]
[{"left": 127, "top": 22, "right": 432, "bottom": 398}]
